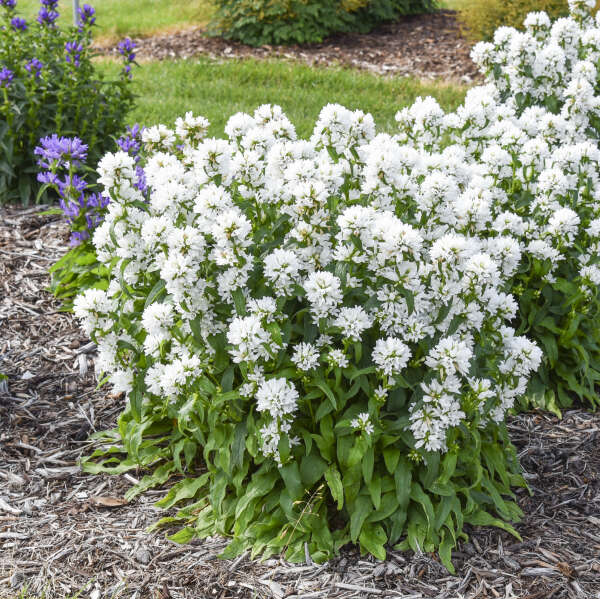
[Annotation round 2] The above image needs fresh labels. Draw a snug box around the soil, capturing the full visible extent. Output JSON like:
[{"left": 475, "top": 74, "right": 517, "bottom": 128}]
[
  {"left": 1, "top": 206, "right": 600, "bottom": 598},
  {"left": 99, "top": 10, "right": 481, "bottom": 82}
]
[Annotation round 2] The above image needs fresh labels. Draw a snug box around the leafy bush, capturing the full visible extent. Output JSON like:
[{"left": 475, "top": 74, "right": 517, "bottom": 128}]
[
  {"left": 0, "top": 0, "right": 136, "bottom": 204},
  {"left": 208, "top": 0, "right": 438, "bottom": 46},
  {"left": 455, "top": 0, "right": 569, "bottom": 41},
  {"left": 77, "top": 104, "right": 542, "bottom": 567}
]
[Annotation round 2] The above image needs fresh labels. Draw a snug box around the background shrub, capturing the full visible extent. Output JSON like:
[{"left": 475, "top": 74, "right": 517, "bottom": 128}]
[
  {"left": 208, "top": 0, "right": 438, "bottom": 46},
  {"left": 0, "top": 0, "right": 135, "bottom": 204},
  {"left": 455, "top": 0, "right": 572, "bottom": 40}
]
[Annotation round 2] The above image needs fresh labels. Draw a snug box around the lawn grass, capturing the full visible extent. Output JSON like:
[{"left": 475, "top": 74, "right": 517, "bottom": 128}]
[
  {"left": 99, "top": 57, "right": 468, "bottom": 138},
  {"left": 14, "top": 0, "right": 214, "bottom": 40}
]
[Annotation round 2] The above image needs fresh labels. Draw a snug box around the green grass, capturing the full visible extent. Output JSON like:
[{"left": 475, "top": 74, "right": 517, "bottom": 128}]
[
  {"left": 13, "top": 0, "right": 214, "bottom": 40},
  {"left": 100, "top": 57, "right": 467, "bottom": 138}
]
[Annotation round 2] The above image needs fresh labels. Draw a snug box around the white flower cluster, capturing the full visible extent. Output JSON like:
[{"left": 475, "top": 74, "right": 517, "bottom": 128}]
[{"left": 74, "top": 95, "right": 550, "bottom": 459}]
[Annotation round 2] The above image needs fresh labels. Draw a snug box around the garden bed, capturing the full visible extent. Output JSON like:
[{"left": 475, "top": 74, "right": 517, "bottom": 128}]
[
  {"left": 1, "top": 206, "right": 599, "bottom": 598},
  {"left": 100, "top": 10, "right": 479, "bottom": 82}
]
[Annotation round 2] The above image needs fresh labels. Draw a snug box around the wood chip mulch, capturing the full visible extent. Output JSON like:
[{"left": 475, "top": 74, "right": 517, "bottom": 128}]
[
  {"left": 100, "top": 10, "right": 480, "bottom": 82},
  {"left": 1, "top": 206, "right": 600, "bottom": 599}
]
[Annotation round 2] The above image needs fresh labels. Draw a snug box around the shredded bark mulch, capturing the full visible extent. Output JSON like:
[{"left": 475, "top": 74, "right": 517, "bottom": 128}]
[
  {"left": 1, "top": 206, "right": 600, "bottom": 599},
  {"left": 100, "top": 10, "right": 480, "bottom": 82}
]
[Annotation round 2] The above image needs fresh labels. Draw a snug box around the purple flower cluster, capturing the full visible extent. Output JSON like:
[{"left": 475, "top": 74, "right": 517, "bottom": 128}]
[
  {"left": 10, "top": 16, "right": 26, "bottom": 30},
  {"left": 65, "top": 41, "right": 83, "bottom": 67},
  {"left": 117, "top": 38, "right": 136, "bottom": 78},
  {"left": 34, "top": 134, "right": 88, "bottom": 169},
  {"left": 117, "top": 38, "right": 136, "bottom": 62},
  {"left": 25, "top": 58, "right": 43, "bottom": 78},
  {"left": 35, "top": 135, "right": 112, "bottom": 247},
  {"left": 77, "top": 3, "right": 95, "bottom": 29},
  {"left": 62, "top": 192, "right": 110, "bottom": 246},
  {"left": 116, "top": 124, "right": 146, "bottom": 192},
  {"left": 37, "top": 0, "right": 59, "bottom": 26},
  {"left": 116, "top": 123, "right": 141, "bottom": 155},
  {"left": 0, "top": 66, "right": 13, "bottom": 88},
  {"left": 0, "top": 0, "right": 16, "bottom": 9}
]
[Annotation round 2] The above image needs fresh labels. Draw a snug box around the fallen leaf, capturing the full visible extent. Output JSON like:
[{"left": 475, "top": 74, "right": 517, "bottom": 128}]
[
  {"left": 89, "top": 496, "right": 128, "bottom": 507},
  {"left": 556, "top": 561, "right": 574, "bottom": 577}
]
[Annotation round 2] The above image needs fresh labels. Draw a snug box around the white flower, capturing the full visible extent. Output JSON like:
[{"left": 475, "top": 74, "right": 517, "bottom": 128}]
[
  {"left": 227, "top": 315, "right": 272, "bottom": 364},
  {"left": 255, "top": 378, "right": 299, "bottom": 420},
  {"left": 351, "top": 412, "right": 374, "bottom": 434},
  {"left": 264, "top": 249, "right": 302, "bottom": 290},
  {"left": 372, "top": 338, "right": 411, "bottom": 376},
  {"left": 425, "top": 337, "right": 473, "bottom": 377},
  {"left": 304, "top": 271, "right": 343, "bottom": 319},
  {"left": 291, "top": 342, "right": 319, "bottom": 371},
  {"left": 328, "top": 349, "right": 349, "bottom": 369},
  {"left": 333, "top": 306, "right": 373, "bottom": 341},
  {"left": 142, "top": 303, "right": 174, "bottom": 337}
]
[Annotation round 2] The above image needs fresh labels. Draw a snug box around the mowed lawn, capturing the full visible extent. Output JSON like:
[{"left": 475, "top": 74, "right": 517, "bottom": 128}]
[
  {"left": 100, "top": 58, "right": 468, "bottom": 137},
  {"left": 13, "top": 0, "right": 214, "bottom": 39}
]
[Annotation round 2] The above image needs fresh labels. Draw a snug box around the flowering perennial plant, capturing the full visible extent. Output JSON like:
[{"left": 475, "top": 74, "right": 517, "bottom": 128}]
[
  {"left": 77, "top": 104, "right": 543, "bottom": 566},
  {"left": 391, "top": 0, "right": 600, "bottom": 411},
  {"left": 0, "top": 0, "right": 135, "bottom": 204}
]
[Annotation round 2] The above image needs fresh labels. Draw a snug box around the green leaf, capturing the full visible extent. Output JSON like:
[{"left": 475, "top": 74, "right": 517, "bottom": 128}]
[
  {"left": 300, "top": 453, "right": 328, "bottom": 487},
  {"left": 383, "top": 447, "right": 400, "bottom": 474},
  {"left": 324, "top": 465, "right": 344, "bottom": 510},
  {"left": 129, "top": 385, "right": 143, "bottom": 423},
  {"left": 439, "top": 529, "right": 456, "bottom": 574},
  {"left": 465, "top": 510, "right": 521, "bottom": 539},
  {"left": 231, "top": 421, "right": 247, "bottom": 469},
  {"left": 395, "top": 458, "right": 412, "bottom": 508},
  {"left": 350, "top": 495, "right": 372, "bottom": 542},
  {"left": 280, "top": 462, "right": 304, "bottom": 499},
  {"left": 143, "top": 279, "right": 166, "bottom": 310},
  {"left": 359, "top": 523, "right": 387, "bottom": 561},
  {"left": 167, "top": 527, "right": 195, "bottom": 544},
  {"left": 155, "top": 474, "right": 210, "bottom": 509},
  {"left": 362, "top": 447, "right": 374, "bottom": 485},
  {"left": 232, "top": 288, "right": 246, "bottom": 315}
]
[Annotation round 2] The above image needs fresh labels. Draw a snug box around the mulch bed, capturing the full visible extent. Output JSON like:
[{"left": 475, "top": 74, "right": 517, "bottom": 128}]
[
  {"left": 1, "top": 206, "right": 600, "bottom": 598},
  {"left": 100, "top": 10, "right": 480, "bottom": 82}
]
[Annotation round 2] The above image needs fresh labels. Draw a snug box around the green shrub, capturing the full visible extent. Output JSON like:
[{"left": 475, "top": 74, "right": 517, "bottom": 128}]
[
  {"left": 455, "top": 0, "right": 571, "bottom": 40},
  {"left": 208, "top": 0, "right": 438, "bottom": 46},
  {"left": 0, "top": 0, "right": 135, "bottom": 205}
]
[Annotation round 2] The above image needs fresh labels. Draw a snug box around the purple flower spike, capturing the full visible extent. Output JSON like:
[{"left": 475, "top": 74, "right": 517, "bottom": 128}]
[
  {"left": 117, "top": 38, "right": 136, "bottom": 62},
  {"left": 25, "top": 58, "right": 43, "bottom": 78},
  {"left": 78, "top": 3, "right": 95, "bottom": 28},
  {"left": 0, "top": 0, "right": 17, "bottom": 9},
  {"left": 37, "top": 171, "right": 59, "bottom": 185},
  {"left": 10, "top": 16, "right": 26, "bottom": 30},
  {"left": 37, "top": 5, "right": 59, "bottom": 26},
  {"left": 65, "top": 41, "right": 84, "bottom": 67},
  {"left": 34, "top": 135, "right": 88, "bottom": 169},
  {"left": 0, "top": 67, "right": 14, "bottom": 88},
  {"left": 70, "top": 230, "right": 90, "bottom": 247},
  {"left": 57, "top": 173, "right": 88, "bottom": 199}
]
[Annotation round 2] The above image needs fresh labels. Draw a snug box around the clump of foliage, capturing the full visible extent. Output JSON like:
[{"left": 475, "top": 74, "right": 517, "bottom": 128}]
[
  {"left": 454, "top": 0, "right": 585, "bottom": 41},
  {"left": 208, "top": 0, "right": 438, "bottom": 46},
  {"left": 0, "top": 0, "right": 136, "bottom": 204}
]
